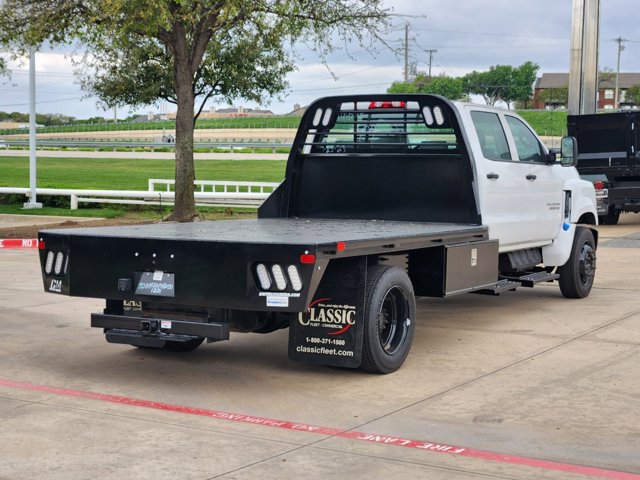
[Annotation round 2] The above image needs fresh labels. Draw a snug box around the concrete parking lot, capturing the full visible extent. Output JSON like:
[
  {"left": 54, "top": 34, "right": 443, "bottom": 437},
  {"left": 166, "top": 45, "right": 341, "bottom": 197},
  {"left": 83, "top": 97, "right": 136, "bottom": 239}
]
[{"left": 1, "top": 216, "right": 639, "bottom": 480}]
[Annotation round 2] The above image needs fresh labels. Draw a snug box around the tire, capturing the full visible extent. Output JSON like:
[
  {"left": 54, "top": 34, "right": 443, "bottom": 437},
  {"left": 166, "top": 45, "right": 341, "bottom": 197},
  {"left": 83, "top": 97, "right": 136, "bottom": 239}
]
[
  {"left": 162, "top": 337, "right": 204, "bottom": 352},
  {"left": 360, "top": 265, "right": 416, "bottom": 374},
  {"left": 604, "top": 208, "right": 620, "bottom": 225},
  {"left": 558, "top": 227, "right": 597, "bottom": 299}
]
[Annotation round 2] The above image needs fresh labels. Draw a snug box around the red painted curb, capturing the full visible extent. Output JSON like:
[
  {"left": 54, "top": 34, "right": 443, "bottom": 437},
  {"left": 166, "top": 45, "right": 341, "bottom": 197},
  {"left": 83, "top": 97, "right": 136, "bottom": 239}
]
[
  {"left": 0, "top": 377, "right": 637, "bottom": 479},
  {"left": 0, "top": 239, "right": 41, "bottom": 249}
]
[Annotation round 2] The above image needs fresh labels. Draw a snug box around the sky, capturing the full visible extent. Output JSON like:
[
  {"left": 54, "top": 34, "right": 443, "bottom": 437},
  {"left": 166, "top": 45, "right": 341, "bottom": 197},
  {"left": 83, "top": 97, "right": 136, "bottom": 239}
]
[{"left": 1, "top": 0, "right": 639, "bottom": 119}]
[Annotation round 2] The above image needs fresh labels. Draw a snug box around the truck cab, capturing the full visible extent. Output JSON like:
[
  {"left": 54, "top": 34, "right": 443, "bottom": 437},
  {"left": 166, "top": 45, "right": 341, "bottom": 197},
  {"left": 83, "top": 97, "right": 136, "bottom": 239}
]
[{"left": 458, "top": 104, "right": 596, "bottom": 251}]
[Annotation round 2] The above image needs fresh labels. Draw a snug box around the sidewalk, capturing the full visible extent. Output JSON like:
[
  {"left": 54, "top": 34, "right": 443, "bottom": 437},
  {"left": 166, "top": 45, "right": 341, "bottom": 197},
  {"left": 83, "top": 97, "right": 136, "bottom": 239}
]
[{"left": 0, "top": 214, "right": 102, "bottom": 230}]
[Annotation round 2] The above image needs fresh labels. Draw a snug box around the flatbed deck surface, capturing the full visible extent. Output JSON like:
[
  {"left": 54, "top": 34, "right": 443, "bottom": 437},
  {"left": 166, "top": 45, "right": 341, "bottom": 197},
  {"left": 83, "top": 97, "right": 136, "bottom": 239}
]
[{"left": 42, "top": 218, "right": 487, "bottom": 246}]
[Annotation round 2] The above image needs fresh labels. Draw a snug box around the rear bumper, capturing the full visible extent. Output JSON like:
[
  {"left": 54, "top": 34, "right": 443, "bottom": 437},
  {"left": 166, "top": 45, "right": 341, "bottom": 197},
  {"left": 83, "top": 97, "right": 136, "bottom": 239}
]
[
  {"left": 91, "top": 313, "right": 230, "bottom": 345},
  {"left": 595, "top": 189, "right": 608, "bottom": 214}
]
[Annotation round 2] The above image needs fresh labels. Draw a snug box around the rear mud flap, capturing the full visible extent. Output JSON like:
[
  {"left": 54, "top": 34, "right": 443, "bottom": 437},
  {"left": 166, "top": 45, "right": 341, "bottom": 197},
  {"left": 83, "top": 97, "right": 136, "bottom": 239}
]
[{"left": 288, "top": 257, "right": 366, "bottom": 368}]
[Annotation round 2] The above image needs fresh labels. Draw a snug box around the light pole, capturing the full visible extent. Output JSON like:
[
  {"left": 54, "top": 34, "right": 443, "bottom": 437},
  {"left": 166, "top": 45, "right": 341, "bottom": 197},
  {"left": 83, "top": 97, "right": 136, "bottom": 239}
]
[{"left": 23, "top": 48, "right": 42, "bottom": 210}]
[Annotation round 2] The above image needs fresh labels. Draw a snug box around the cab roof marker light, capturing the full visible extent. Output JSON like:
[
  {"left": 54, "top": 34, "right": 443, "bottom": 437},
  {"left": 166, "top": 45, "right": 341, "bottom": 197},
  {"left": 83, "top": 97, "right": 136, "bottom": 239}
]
[
  {"left": 433, "top": 106, "right": 445, "bottom": 126},
  {"left": 369, "top": 101, "right": 406, "bottom": 109},
  {"left": 44, "top": 251, "right": 54, "bottom": 275},
  {"left": 271, "top": 264, "right": 287, "bottom": 291},
  {"left": 312, "top": 109, "right": 323, "bottom": 126},
  {"left": 423, "top": 106, "right": 435, "bottom": 126},
  {"left": 54, "top": 252, "right": 64, "bottom": 276},
  {"left": 322, "top": 108, "right": 333, "bottom": 126},
  {"left": 287, "top": 265, "right": 303, "bottom": 292},
  {"left": 256, "top": 263, "right": 271, "bottom": 290}
]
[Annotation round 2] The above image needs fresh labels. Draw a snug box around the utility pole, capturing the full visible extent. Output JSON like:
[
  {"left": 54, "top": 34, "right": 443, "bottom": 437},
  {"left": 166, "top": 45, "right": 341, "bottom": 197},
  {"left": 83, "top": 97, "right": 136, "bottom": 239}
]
[
  {"left": 426, "top": 49, "right": 437, "bottom": 77},
  {"left": 614, "top": 36, "right": 626, "bottom": 109},
  {"left": 404, "top": 24, "right": 409, "bottom": 82}
]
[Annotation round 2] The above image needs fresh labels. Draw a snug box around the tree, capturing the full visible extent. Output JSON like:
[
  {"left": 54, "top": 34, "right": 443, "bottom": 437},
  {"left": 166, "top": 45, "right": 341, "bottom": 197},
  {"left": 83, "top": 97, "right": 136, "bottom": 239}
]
[
  {"left": 462, "top": 62, "right": 539, "bottom": 108},
  {"left": 387, "top": 73, "right": 464, "bottom": 100},
  {"left": 423, "top": 76, "right": 464, "bottom": 100},
  {"left": 503, "top": 61, "right": 538, "bottom": 108},
  {"left": 625, "top": 84, "right": 640, "bottom": 106},
  {"left": 536, "top": 86, "right": 569, "bottom": 107},
  {"left": 0, "top": 0, "right": 390, "bottom": 221},
  {"left": 462, "top": 66, "right": 514, "bottom": 106},
  {"left": 598, "top": 67, "right": 616, "bottom": 88}
]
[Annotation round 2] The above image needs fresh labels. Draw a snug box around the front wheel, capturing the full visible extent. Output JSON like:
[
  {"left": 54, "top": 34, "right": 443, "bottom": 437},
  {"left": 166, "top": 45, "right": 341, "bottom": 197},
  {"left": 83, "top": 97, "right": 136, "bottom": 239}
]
[
  {"left": 361, "top": 265, "right": 416, "bottom": 374},
  {"left": 558, "top": 227, "right": 597, "bottom": 299}
]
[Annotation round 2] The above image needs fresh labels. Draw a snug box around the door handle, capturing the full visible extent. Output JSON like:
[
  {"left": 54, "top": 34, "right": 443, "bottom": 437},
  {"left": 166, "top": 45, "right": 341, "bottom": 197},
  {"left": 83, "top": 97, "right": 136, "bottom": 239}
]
[
  {"left": 486, "top": 172, "right": 499, "bottom": 180},
  {"left": 526, "top": 174, "right": 537, "bottom": 181}
]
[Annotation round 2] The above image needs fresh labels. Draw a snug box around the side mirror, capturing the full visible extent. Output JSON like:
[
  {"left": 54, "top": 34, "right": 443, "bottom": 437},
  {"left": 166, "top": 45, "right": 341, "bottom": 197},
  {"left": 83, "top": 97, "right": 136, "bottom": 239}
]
[{"left": 560, "top": 136, "right": 578, "bottom": 167}]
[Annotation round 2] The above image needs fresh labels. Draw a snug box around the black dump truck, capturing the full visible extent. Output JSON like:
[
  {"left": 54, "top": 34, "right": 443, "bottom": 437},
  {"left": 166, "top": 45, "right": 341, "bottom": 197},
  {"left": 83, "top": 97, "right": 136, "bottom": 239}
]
[
  {"left": 38, "top": 95, "right": 598, "bottom": 373},
  {"left": 568, "top": 111, "right": 640, "bottom": 224}
]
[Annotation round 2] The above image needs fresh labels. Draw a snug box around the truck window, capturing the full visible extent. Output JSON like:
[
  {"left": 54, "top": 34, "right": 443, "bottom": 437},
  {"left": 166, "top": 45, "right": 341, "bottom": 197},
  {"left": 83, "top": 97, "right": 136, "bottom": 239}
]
[
  {"left": 470, "top": 111, "right": 512, "bottom": 161},
  {"left": 307, "top": 105, "right": 459, "bottom": 155},
  {"left": 505, "top": 115, "right": 545, "bottom": 163}
]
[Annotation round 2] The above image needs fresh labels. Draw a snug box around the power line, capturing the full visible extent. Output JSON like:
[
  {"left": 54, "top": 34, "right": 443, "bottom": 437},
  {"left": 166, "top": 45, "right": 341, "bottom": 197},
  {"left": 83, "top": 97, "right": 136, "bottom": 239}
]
[
  {"left": 422, "top": 27, "right": 568, "bottom": 41},
  {"left": 0, "top": 95, "right": 86, "bottom": 107},
  {"left": 291, "top": 82, "right": 390, "bottom": 93}
]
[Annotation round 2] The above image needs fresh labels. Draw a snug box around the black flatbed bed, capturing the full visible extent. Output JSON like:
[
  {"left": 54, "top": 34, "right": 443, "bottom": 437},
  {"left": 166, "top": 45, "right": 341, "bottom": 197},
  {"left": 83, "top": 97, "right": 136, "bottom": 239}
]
[{"left": 44, "top": 218, "right": 488, "bottom": 252}]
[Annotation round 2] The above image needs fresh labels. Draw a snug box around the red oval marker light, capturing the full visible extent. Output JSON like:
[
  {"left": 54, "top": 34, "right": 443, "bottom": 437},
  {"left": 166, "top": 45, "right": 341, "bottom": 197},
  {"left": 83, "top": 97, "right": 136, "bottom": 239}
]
[
  {"left": 300, "top": 254, "right": 316, "bottom": 264},
  {"left": 337, "top": 241, "right": 346, "bottom": 252}
]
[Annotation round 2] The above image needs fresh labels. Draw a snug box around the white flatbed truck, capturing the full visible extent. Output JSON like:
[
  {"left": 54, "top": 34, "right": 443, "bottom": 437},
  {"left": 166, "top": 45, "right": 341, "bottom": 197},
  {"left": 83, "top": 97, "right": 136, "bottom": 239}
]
[{"left": 38, "top": 95, "right": 598, "bottom": 373}]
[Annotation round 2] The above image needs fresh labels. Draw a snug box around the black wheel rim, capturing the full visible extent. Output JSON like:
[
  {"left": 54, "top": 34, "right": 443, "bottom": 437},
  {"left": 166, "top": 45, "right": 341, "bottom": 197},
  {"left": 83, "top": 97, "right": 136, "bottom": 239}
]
[
  {"left": 377, "top": 286, "right": 410, "bottom": 355},
  {"left": 579, "top": 242, "right": 596, "bottom": 287}
]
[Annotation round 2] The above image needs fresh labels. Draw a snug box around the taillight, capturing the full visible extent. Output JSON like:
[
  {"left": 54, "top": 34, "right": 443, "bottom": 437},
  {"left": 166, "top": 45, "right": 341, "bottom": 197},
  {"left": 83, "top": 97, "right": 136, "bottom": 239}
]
[
  {"left": 593, "top": 180, "right": 605, "bottom": 190},
  {"left": 44, "top": 251, "right": 55, "bottom": 274},
  {"left": 271, "top": 264, "right": 287, "bottom": 291},
  {"left": 287, "top": 266, "right": 303, "bottom": 292},
  {"left": 255, "top": 264, "right": 272, "bottom": 290},
  {"left": 54, "top": 252, "right": 65, "bottom": 275}
]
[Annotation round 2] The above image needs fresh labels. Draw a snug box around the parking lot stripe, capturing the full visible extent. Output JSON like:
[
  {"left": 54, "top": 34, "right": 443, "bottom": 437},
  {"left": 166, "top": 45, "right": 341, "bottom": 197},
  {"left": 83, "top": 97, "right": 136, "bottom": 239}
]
[{"left": 1, "top": 377, "right": 638, "bottom": 480}]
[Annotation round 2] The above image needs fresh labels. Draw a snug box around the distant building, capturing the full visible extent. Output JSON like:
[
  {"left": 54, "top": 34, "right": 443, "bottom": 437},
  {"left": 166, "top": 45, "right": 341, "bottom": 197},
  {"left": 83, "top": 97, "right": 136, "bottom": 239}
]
[
  {"left": 288, "top": 104, "right": 308, "bottom": 116},
  {"left": 165, "top": 106, "right": 274, "bottom": 120},
  {"left": 534, "top": 72, "right": 640, "bottom": 110}
]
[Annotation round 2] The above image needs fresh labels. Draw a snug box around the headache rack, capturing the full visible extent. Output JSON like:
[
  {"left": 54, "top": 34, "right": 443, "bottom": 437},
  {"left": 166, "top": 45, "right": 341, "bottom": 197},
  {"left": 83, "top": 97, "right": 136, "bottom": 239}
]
[{"left": 299, "top": 99, "right": 462, "bottom": 155}]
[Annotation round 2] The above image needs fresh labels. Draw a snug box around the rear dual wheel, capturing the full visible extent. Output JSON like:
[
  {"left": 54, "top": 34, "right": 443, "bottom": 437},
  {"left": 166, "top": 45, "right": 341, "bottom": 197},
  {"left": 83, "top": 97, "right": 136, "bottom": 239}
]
[{"left": 361, "top": 265, "right": 416, "bottom": 374}]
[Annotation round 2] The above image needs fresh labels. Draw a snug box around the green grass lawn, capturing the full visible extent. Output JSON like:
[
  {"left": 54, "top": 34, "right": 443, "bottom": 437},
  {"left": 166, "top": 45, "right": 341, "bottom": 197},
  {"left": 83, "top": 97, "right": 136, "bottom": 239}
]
[
  {"left": 0, "top": 156, "right": 286, "bottom": 190},
  {"left": 0, "top": 204, "right": 125, "bottom": 218},
  {"left": 518, "top": 110, "right": 568, "bottom": 137}
]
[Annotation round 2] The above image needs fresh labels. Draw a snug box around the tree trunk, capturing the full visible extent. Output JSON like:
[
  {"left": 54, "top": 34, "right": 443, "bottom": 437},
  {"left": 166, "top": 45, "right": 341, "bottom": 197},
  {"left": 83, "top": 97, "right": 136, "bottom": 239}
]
[{"left": 165, "top": 48, "right": 197, "bottom": 222}]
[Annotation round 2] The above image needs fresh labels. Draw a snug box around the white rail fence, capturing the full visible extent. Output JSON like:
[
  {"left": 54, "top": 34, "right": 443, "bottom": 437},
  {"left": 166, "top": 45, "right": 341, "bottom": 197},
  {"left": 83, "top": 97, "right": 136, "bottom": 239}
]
[{"left": 0, "top": 179, "right": 281, "bottom": 209}]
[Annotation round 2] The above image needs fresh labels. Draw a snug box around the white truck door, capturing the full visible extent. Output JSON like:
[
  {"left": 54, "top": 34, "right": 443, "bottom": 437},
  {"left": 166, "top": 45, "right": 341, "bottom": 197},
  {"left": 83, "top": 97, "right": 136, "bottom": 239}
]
[
  {"left": 504, "top": 115, "right": 562, "bottom": 243},
  {"left": 469, "top": 110, "right": 530, "bottom": 249}
]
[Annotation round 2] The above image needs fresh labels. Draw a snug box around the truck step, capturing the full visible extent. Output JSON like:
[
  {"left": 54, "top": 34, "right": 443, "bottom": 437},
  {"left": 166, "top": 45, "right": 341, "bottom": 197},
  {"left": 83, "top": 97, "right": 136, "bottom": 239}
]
[
  {"left": 473, "top": 279, "right": 520, "bottom": 296},
  {"left": 505, "top": 271, "right": 560, "bottom": 288}
]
